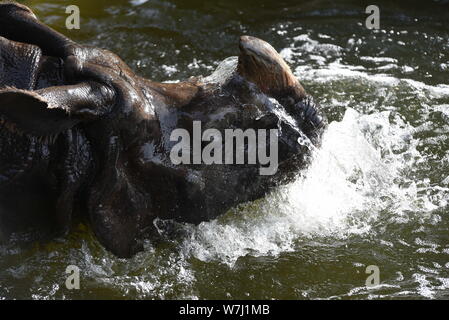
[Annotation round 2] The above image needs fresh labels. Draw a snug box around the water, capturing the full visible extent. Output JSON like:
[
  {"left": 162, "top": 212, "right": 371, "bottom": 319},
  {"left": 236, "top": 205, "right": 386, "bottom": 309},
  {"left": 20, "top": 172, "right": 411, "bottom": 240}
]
[{"left": 1, "top": 0, "right": 448, "bottom": 299}]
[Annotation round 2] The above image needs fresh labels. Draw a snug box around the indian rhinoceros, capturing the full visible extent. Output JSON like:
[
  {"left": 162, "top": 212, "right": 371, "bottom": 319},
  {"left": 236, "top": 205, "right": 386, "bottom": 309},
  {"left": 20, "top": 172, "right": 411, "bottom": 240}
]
[{"left": 0, "top": 2, "right": 326, "bottom": 257}]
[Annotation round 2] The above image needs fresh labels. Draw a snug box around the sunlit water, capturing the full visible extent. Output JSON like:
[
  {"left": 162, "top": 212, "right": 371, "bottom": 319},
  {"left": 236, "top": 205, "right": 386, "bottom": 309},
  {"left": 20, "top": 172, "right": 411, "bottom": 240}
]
[{"left": 0, "top": 0, "right": 448, "bottom": 299}]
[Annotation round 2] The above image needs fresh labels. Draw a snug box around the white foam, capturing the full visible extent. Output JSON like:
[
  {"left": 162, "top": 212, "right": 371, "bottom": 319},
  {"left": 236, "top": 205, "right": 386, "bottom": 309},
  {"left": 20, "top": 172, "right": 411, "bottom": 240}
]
[{"left": 181, "top": 108, "right": 438, "bottom": 266}]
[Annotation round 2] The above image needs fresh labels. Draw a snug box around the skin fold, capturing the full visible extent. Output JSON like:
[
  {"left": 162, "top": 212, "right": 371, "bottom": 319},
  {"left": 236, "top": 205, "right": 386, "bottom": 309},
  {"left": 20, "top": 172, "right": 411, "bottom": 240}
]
[{"left": 0, "top": 2, "right": 326, "bottom": 257}]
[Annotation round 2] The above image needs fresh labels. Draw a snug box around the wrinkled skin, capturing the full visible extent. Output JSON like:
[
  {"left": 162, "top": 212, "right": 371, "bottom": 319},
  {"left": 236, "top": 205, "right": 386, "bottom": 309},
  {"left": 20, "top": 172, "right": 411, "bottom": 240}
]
[{"left": 0, "top": 2, "right": 326, "bottom": 257}]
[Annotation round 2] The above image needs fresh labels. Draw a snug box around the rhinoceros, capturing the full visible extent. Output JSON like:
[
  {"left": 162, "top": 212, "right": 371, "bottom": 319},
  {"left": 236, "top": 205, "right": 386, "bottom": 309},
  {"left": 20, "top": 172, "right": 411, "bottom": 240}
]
[{"left": 0, "top": 2, "right": 325, "bottom": 257}]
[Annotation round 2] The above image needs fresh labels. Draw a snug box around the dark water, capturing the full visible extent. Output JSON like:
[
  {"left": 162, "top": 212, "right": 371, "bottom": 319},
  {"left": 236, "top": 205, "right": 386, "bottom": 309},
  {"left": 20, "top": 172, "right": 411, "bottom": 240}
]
[{"left": 0, "top": 0, "right": 448, "bottom": 299}]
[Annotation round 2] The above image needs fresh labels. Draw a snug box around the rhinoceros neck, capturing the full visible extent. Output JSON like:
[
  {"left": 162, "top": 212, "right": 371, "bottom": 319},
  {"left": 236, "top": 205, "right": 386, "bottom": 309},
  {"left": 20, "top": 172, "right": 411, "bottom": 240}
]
[
  {"left": 137, "top": 76, "right": 201, "bottom": 108},
  {"left": 237, "top": 36, "right": 307, "bottom": 102}
]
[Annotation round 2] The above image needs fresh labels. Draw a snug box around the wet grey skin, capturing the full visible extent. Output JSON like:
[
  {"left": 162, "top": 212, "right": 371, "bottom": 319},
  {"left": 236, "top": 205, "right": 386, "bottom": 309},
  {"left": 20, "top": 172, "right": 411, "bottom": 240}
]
[{"left": 0, "top": 2, "right": 326, "bottom": 257}]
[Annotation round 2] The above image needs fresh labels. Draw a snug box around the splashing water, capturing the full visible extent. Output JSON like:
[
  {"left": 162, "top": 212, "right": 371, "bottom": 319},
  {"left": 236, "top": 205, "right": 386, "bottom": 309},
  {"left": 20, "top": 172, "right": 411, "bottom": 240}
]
[
  {"left": 2, "top": 55, "right": 447, "bottom": 299},
  {"left": 180, "top": 106, "right": 432, "bottom": 266}
]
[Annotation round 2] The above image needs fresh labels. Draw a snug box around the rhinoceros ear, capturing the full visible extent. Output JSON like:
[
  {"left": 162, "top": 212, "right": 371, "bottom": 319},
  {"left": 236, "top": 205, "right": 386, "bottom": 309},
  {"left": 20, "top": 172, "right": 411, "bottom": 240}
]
[
  {"left": 237, "top": 36, "right": 306, "bottom": 101},
  {"left": 0, "top": 82, "right": 115, "bottom": 136},
  {"left": 0, "top": 88, "right": 78, "bottom": 136}
]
